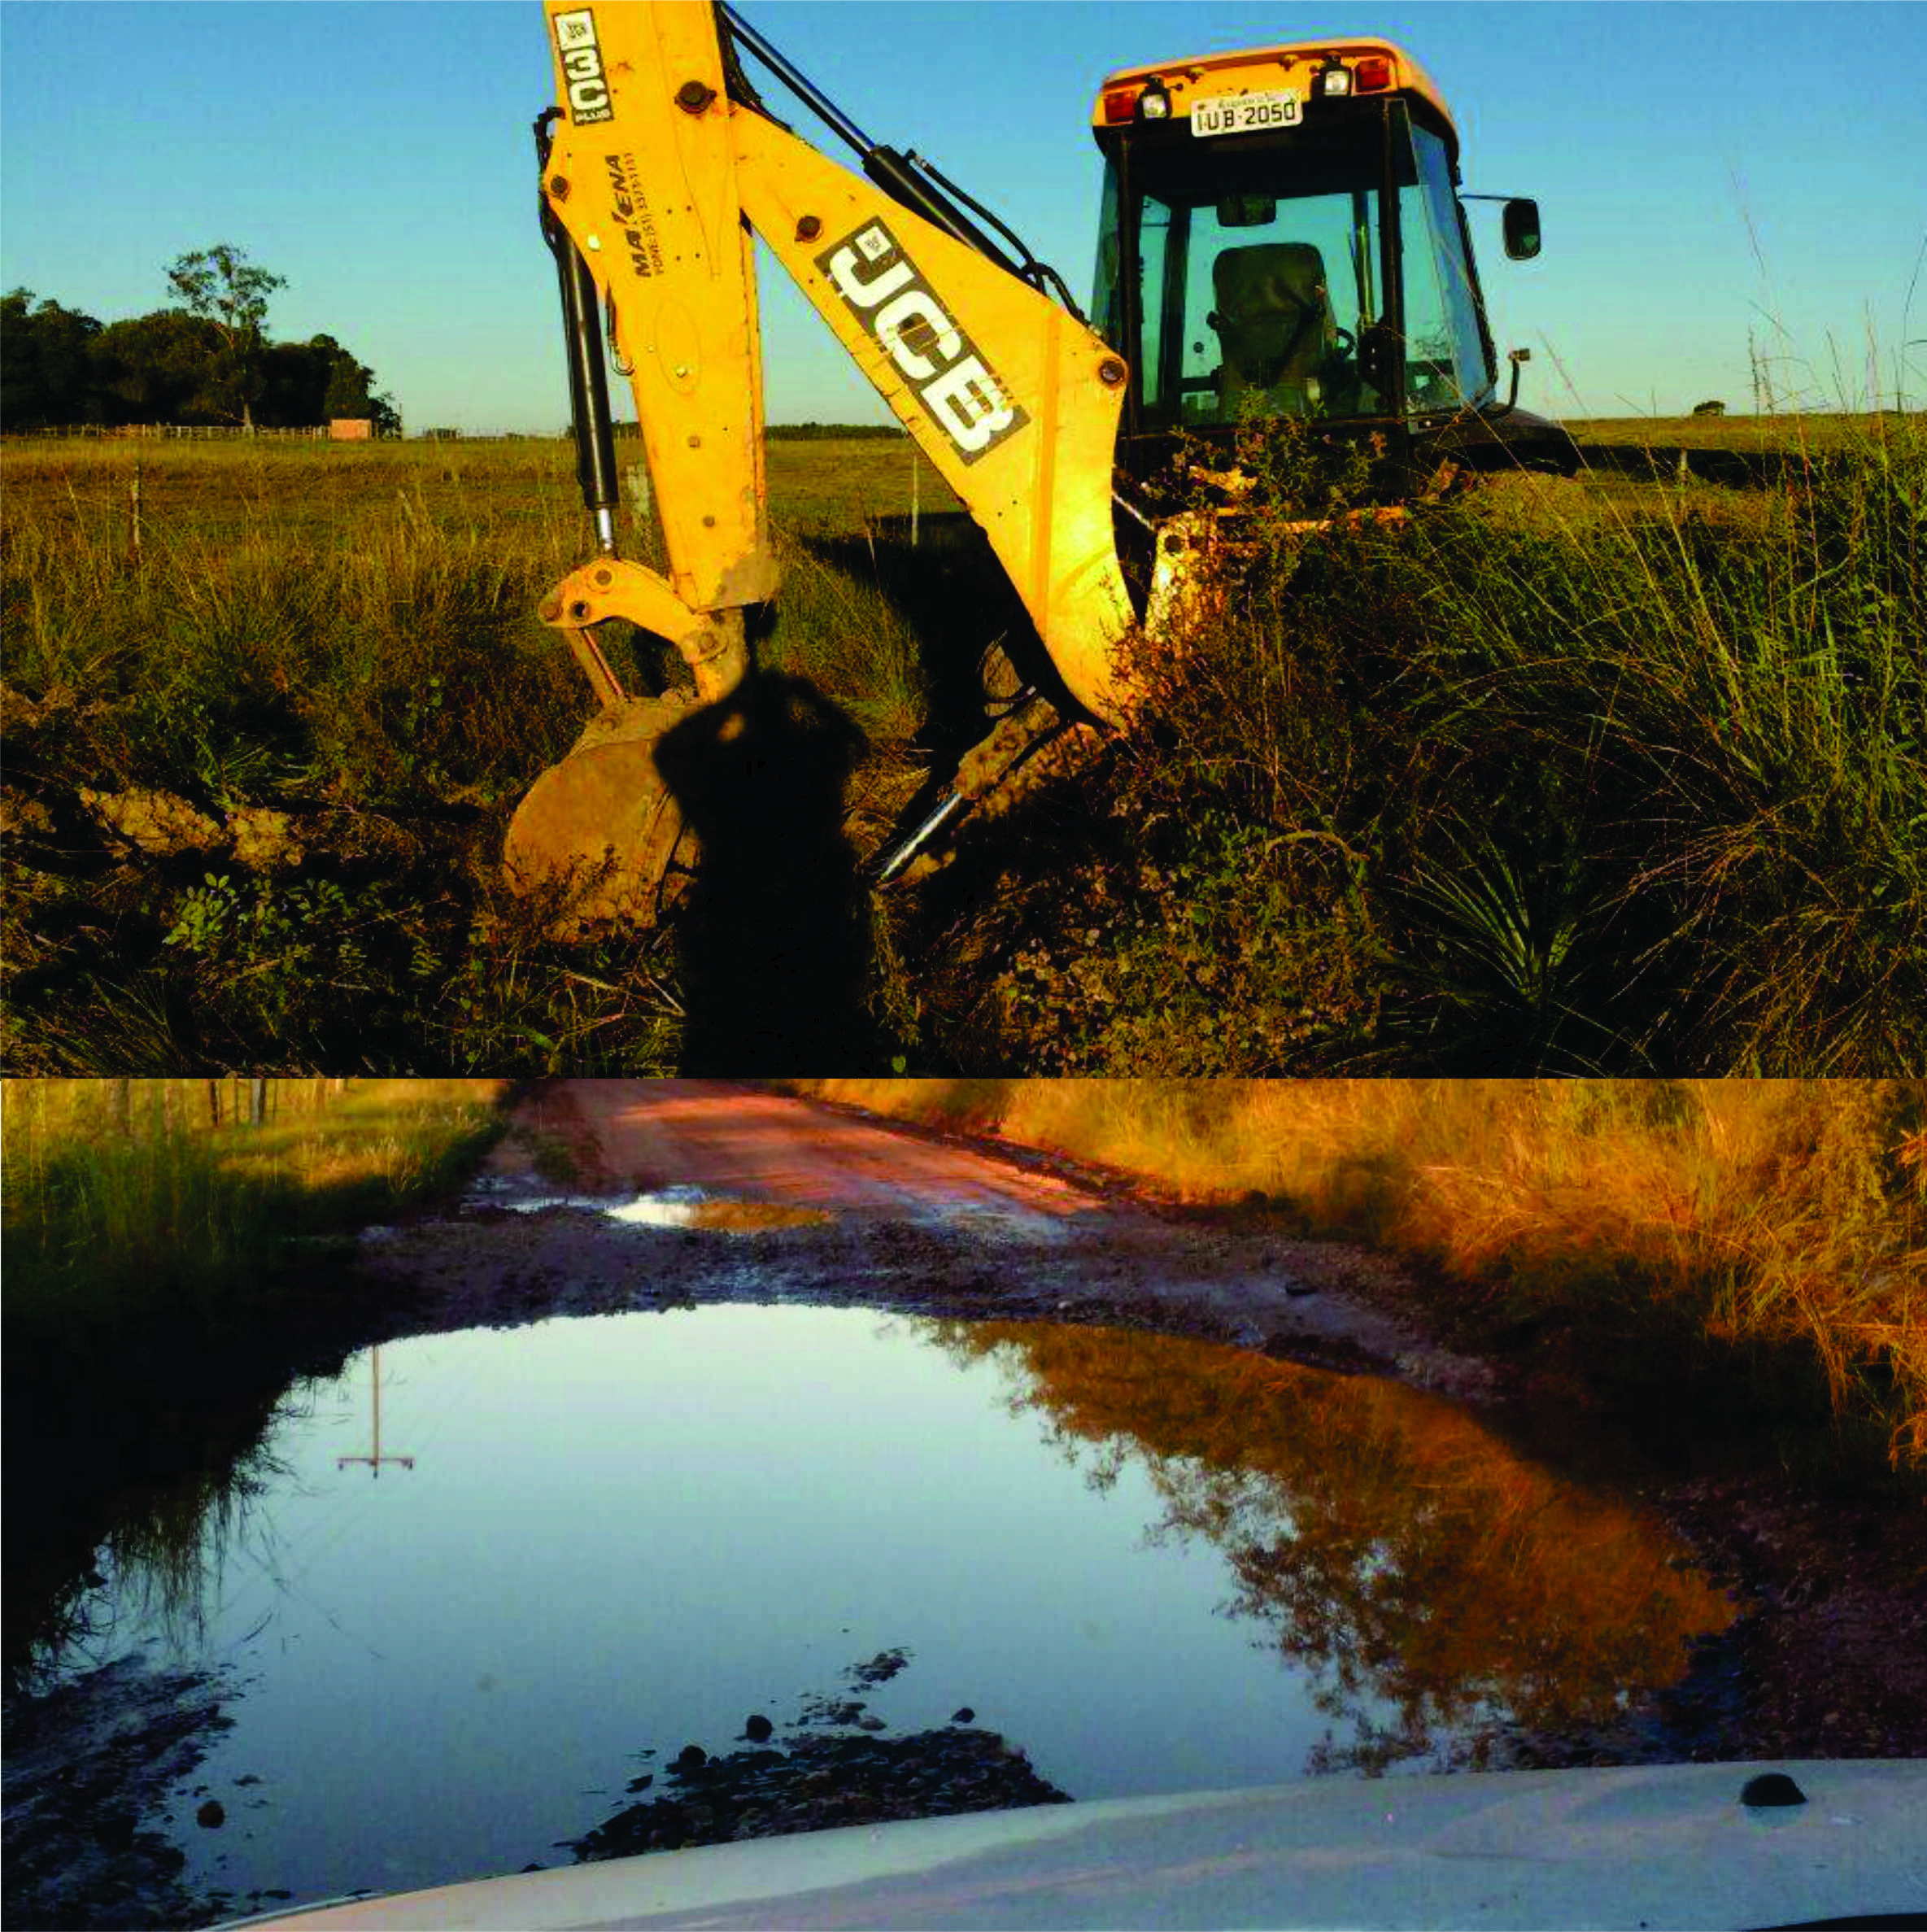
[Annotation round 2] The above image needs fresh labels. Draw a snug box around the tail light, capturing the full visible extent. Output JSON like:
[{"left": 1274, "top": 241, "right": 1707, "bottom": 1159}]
[
  {"left": 1355, "top": 56, "right": 1393, "bottom": 91},
  {"left": 1102, "top": 86, "right": 1142, "bottom": 123}
]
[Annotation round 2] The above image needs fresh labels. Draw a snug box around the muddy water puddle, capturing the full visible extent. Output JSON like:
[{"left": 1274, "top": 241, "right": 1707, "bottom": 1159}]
[
  {"left": 461, "top": 1168, "right": 1072, "bottom": 1243},
  {"left": 486, "top": 1183, "right": 834, "bottom": 1232},
  {"left": 11, "top": 1306, "right": 1739, "bottom": 1923}
]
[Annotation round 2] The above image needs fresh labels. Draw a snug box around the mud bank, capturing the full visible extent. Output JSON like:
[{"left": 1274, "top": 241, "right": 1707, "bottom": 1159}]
[
  {"left": 2, "top": 1655, "right": 238, "bottom": 1930},
  {"left": 571, "top": 1651, "right": 1068, "bottom": 1864}
]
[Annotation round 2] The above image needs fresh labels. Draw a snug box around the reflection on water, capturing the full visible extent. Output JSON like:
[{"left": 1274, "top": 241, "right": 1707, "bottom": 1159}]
[
  {"left": 12, "top": 1306, "right": 1737, "bottom": 1920},
  {"left": 929, "top": 1322, "right": 1740, "bottom": 1773}
]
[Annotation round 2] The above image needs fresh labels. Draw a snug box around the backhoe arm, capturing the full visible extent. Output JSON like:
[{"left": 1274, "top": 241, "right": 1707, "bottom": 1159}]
[
  {"left": 536, "top": 0, "right": 1134, "bottom": 722},
  {"left": 513, "top": 1, "right": 1137, "bottom": 918}
]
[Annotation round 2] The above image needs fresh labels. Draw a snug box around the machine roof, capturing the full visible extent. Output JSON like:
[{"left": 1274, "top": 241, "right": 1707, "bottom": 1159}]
[{"left": 1093, "top": 38, "right": 1458, "bottom": 146}]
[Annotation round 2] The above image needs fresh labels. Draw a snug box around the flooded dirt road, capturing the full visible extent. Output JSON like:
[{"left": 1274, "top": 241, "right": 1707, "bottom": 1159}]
[
  {"left": 355, "top": 1080, "right": 1927, "bottom": 1759},
  {"left": 7, "top": 1080, "right": 1921, "bottom": 1930}
]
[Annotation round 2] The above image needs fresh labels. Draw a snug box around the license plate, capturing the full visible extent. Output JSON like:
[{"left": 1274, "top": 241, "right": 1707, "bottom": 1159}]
[{"left": 1190, "top": 89, "right": 1301, "bottom": 137}]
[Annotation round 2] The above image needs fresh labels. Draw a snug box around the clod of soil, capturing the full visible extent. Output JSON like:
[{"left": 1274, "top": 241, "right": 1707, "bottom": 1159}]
[
  {"left": 77, "top": 786, "right": 224, "bottom": 857},
  {"left": 228, "top": 806, "right": 306, "bottom": 871}
]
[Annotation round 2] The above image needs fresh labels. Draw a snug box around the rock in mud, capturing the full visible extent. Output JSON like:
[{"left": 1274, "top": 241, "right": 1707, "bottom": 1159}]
[
  {"left": 571, "top": 1727, "right": 1070, "bottom": 1863},
  {"left": 793, "top": 1693, "right": 867, "bottom": 1728},
  {"left": 848, "top": 1646, "right": 912, "bottom": 1688}
]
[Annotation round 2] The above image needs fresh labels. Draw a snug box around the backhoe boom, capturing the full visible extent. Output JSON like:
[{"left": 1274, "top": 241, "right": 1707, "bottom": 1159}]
[{"left": 509, "top": 0, "right": 1140, "bottom": 918}]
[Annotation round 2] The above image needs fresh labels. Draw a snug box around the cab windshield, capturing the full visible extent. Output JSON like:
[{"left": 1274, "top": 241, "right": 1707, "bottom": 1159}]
[{"left": 1092, "top": 102, "right": 1493, "bottom": 430}]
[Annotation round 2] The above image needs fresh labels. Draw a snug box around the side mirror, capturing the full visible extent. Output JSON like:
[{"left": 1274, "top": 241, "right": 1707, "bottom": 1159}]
[{"left": 1502, "top": 198, "right": 1542, "bottom": 260}]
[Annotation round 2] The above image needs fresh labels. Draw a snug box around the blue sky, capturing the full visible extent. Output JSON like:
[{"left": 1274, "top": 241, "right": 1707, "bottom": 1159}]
[{"left": 3, "top": 2, "right": 1922, "bottom": 431}]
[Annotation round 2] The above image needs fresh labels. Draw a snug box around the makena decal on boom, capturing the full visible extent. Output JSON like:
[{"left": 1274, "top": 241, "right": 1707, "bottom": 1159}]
[{"left": 814, "top": 220, "right": 1029, "bottom": 462}]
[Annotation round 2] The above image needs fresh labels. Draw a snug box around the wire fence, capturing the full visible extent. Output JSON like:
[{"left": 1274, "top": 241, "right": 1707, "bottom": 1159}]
[{"left": 3, "top": 424, "right": 393, "bottom": 442}]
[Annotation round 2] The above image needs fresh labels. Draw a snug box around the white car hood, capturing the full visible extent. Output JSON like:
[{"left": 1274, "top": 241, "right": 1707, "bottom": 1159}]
[{"left": 225, "top": 1758, "right": 1927, "bottom": 1931}]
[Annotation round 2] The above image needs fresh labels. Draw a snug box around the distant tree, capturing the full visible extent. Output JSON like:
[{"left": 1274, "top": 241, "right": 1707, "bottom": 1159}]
[
  {"left": 2, "top": 289, "right": 111, "bottom": 429},
  {"left": 165, "top": 244, "right": 288, "bottom": 430},
  {"left": 6, "top": 265, "right": 399, "bottom": 434},
  {"left": 322, "top": 350, "right": 374, "bottom": 419},
  {"left": 259, "top": 336, "right": 334, "bottom": 426},
  {"left": 1691, "top": 399, "right": 1727, "bottom": 417},
  {"left": 94, "top": 310, "right": 229, "bottom": 423}
]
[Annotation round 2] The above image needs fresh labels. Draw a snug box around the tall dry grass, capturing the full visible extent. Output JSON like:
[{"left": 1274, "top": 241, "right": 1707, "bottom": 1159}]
[
  {"left": 2, "top": 1078, "right": 505, "bottom": 1354},
  {"left": 801, "top": 1078, "right": 1927, "bottom": 1474}
]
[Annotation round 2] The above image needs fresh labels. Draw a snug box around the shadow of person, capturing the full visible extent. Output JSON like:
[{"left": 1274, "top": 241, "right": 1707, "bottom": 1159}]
[{"left": 653, "top": 671, "right": 878, "bottom": 1074}]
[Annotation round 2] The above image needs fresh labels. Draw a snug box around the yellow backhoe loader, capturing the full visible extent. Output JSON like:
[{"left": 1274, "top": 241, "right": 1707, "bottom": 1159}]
[{"left": 507, "top": 0, "right": 1575, "bottom": 918}]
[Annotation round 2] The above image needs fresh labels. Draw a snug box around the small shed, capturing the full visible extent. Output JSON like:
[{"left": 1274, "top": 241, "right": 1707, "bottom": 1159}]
[{"left": 329, "top": 418, "right": 373, "bottom": 441}]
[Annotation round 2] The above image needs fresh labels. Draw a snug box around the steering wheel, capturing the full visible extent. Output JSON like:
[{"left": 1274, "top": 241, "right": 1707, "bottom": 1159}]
[{"left": 1328, "top": 325, "right": 1357, "bottom": 360}]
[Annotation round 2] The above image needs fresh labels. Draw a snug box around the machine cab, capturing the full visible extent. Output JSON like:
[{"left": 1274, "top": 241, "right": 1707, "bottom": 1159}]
[{"left": 1089, "top": 40, "right": 1567, "bottom": 482}]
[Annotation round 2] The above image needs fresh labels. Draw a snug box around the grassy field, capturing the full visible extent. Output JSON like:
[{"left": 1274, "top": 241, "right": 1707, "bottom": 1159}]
[
  {"left": 800, "top": 1076, "right": 1927, "bottom": 1481},
  {"left": 1563, "top": 411, "right": 1903, "bottom": 451},
  {"left": 2, "top": 413, "right": 1920, "bottom": 1074}
]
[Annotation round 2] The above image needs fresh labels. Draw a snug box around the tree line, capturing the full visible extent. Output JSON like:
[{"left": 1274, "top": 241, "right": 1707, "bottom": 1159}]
[
  {"left": 2, "top": 244, "right": 398, "bottom": 435},
  {"left": 766, "top": 421, "right": 909, "bottom": 440}
]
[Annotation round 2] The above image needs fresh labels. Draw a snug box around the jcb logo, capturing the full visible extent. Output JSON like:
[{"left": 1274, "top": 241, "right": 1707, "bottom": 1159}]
[
  {"left": 816, "top": 221, "right": 1027, "bottom": 464},
  {"left": 553, "top": 9, "right": 613, "bottom": 125}
]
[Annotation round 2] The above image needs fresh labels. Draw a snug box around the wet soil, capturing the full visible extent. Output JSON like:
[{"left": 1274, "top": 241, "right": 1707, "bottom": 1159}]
[{"left": 1, "top": 1656, "right": 240, "bottom": 1932}]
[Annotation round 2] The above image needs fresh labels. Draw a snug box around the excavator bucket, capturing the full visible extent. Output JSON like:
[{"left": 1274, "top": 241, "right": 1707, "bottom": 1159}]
[
  {"left": 503, "top": 694, "right": 694, "bottom": 926},
  {"left": 503, "top": 560, "right": 756, "bottom": 927}
]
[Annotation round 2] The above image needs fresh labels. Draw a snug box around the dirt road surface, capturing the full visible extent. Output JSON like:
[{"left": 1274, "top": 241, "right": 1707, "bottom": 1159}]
[{"left": 354, "top": 1079, "right": 1494, "bottom": 1398}]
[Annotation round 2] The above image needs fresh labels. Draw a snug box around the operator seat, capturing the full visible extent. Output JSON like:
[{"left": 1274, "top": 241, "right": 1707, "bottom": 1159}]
[{"left": 1209, "top": 242, "right": 1337, "bottom": 416}]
